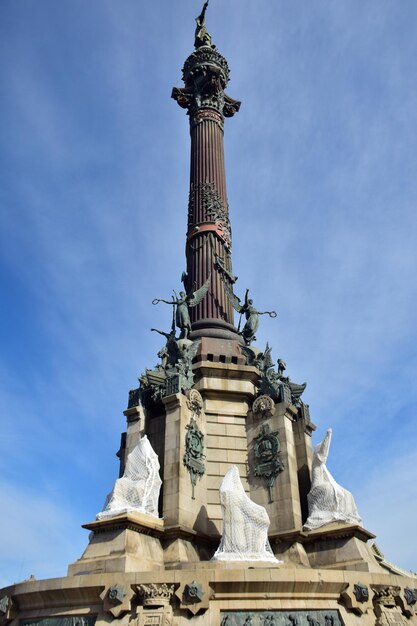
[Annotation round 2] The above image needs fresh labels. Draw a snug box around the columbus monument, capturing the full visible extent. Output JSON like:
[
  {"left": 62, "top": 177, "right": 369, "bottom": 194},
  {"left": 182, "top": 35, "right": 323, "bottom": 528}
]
[{"left": 1, "top": 5, "right": 416, "bottom": 626}]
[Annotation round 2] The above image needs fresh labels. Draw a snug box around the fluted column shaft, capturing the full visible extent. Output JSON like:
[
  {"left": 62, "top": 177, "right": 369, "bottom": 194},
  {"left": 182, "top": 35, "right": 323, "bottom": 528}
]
[
  {"left": 172, "top": 44, "right": 240, "bottom": 338},
  {"left": 187, "top": 111, "right": 233, "bottom": 326}
]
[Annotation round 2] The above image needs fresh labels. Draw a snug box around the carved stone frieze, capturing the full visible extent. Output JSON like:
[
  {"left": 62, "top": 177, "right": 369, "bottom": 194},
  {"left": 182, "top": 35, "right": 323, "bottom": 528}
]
[
  {"left": 21, "top": 619, "right": 95, "bottom": 626},
  {"left": 187, "top": 180, "right": 232, "bottom": 250},
  {"left": 219, "top": 611, "right": 343, "bottom": 626},
  {"left": 137, "top": 605, "right": 173, "bottom": 626}
]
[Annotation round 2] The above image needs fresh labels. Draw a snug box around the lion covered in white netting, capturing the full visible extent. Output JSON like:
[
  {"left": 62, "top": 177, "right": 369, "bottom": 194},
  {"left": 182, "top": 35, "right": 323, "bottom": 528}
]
[
  {"left": 304, "top": 429, "right": 362, "bottom": 530},
  {"left": 212, "top": 465, "right": 279, "bottom": 562},
  {"left": 97, "top": 435, "right": 162, "bottom": 520}
]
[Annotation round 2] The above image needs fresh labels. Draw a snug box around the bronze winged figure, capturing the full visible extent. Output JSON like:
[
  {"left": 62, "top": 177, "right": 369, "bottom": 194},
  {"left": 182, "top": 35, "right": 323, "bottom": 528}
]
[
  {"left": 223, "top": 282, "right": 277, "bottom": 345},
  {"left": 153, "top": 273, "right": 211, "bottom": 339}
]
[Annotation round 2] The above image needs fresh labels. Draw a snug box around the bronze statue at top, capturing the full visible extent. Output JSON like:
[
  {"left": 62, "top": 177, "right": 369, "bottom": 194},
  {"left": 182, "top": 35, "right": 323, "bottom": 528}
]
[{"left": 195, "top": 1, "right": 214, "bottom": 49}]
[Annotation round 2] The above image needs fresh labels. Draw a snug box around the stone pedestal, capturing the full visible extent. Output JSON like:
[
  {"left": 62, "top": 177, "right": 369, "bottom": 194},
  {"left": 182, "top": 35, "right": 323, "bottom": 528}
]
[
  {"left": 67, "top": 513, "right": 164, "bottom": 575},
  {"left": 302, "top": 523, "right": 383, "bottom": 573}
]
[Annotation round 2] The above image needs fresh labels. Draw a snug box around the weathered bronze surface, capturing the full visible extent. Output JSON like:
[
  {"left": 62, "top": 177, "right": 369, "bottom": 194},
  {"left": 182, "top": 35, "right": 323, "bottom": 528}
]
[
  {"left": 223, "top": 286, "right": 277, "bottom": 345},
  {"left": 220, "top": 611, "right": 343, "bottom": 626},
  {"left": 172, "top": 11, "right": 241, "bottom": 337},
  {"left": 152, "top": 275, "right": 210, "bottom": 339},
  {"left": 194, "top": 1, "right": 213, "bottom": 49},
  {"left": 354, "top": 583, "right": 369, "bottom": 603},
  {"left": 253, "top": 423, "right": 284, "bottom": 503}
]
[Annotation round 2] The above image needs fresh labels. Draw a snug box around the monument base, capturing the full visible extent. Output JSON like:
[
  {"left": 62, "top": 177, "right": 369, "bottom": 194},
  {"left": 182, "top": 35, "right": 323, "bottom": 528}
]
[{"left": 2, "top": 562, "right": 416, "bottom": 626}]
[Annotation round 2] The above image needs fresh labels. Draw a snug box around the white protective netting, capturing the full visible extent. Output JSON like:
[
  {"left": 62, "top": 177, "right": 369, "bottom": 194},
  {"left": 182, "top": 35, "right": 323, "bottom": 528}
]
[
  {"left": 97, "top": 435, "right": 162, "bottom": 520},
  {"left": 304, "top": 428, "right": 362, "bottom": 530},
  {"left": 212, "top": 466, "right": 280, "bottom": 562}
]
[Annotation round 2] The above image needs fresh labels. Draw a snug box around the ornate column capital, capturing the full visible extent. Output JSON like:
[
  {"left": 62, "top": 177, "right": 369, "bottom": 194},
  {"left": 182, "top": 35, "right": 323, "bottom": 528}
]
[{"left": 171, "top": 46, "right": 240, "bottom": 121}]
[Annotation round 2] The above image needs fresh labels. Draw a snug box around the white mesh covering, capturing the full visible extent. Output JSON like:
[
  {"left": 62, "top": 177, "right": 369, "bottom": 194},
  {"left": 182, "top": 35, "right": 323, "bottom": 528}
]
[
  {"left": 304, "top": 428, "right": 362, "bottom": 530},
  {"left": 97, "top": 435, "right": 162, "bottom": 520},
  {"left": 212, "top": 466, "right": 279, "bottom": 562}
]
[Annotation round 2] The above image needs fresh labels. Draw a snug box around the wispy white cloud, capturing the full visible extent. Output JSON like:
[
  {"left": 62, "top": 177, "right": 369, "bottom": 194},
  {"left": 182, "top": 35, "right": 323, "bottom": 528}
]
[
  {"left": 0, "top": 480, "right": 86, "bottom": 589},
  {"left": 355, "top": 448, "right": 417, "bottom": 573}
]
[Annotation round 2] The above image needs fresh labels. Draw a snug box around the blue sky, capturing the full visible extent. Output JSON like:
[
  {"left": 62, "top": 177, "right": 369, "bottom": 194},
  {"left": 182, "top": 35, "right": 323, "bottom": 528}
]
[{"left": 1, "top": 0, "right": 417, "bottom": 587}]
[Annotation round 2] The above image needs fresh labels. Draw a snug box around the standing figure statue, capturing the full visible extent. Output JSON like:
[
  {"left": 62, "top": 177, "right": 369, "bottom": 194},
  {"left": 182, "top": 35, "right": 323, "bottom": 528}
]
[
  {"left": 224, "top": 284, "right": 277, "bottom": 345},
  {"left": 239, "top": 290, "right": 277, "bottom": 345},
  {"left": 151, "top": 326, "right": 179, "bottom": 371},
  {"left": 152, "top": 274, "right": 211, "bottom": 339},
  {"left": 194, "top": 1, "right": 214, "bottom": 49}
]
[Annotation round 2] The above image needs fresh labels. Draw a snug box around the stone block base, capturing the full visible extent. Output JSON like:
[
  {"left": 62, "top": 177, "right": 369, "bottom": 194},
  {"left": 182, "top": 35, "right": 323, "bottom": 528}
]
[
  {"left": 302, "top": 523, "right": 383, "bottom": 572},
  {"left": 68, "top": 512, "right": 164, "bottom": 575},
  {"left": 4, "top": 565, "right": 417, "bottom": 626}
]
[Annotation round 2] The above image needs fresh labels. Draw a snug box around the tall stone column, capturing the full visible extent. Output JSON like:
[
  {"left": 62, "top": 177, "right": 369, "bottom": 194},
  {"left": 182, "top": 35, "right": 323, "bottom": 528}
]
[{"left": 172, "top": 38, "right": 241, "bottom": 340}]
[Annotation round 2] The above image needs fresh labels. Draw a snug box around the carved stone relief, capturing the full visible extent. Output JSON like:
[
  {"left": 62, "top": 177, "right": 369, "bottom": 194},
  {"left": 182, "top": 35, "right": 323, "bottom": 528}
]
[
  {"left": 187, "top": 180, "right": 232, "bottom": 250},
  {"left": 252, "top": 395, "right": 275, "bottom": 420},
  {"left": 219, "top": 611, "right": 343, "bottom": 626},
  {"left": 372, "top": 586, "right": 409, "bottom": 626},
  {"left": 100, "top": 584, "right": 134, "bottom": 618},
  {"left": 175, "top": 578, "right": 212, "bottom": 615},
  {"left": 136, "top": 584, "right": 176, "bottom": 608},
  {"left": 183, "top": 417, "right": 205, "bottom": 499},
  {"left": 137, "top": 606, "right": 173, "bottom": 626},
  {"left": 186, "top": 388, "right": 203, "bottom": 418}
]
